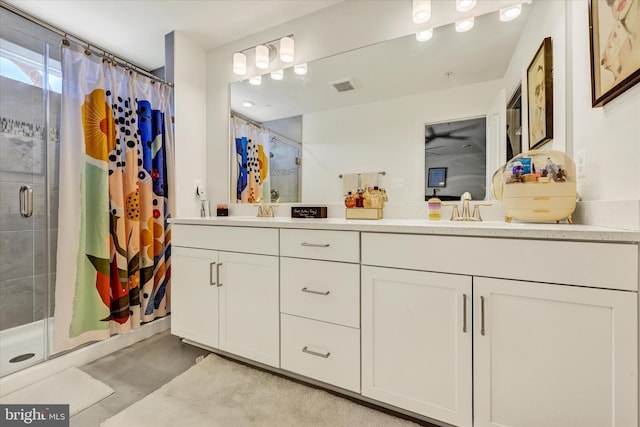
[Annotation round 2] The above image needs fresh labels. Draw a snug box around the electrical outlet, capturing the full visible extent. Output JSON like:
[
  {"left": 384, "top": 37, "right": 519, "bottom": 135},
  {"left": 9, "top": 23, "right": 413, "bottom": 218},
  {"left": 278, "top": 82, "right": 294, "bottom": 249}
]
[
  {"left": 576, "top": 149, "right": 586, "bottom": 178},
  {"left": 390, "top": 178, "right": 405, "bottom": 188}
]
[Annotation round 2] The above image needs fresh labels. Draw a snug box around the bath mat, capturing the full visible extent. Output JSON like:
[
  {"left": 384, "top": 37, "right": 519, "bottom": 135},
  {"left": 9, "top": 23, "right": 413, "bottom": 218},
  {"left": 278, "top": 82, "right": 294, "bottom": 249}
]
[
  {"left": 0, "top": 367, "right": 114, "bottom": 416},
  {"left": 101, "top": 353, "right": 420, "bottom": 427}
]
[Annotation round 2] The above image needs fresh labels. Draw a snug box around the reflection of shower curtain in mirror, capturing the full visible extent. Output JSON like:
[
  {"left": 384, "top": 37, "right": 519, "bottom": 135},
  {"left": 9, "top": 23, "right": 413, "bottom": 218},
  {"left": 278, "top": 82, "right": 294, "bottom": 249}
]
[{"left": 232, "top": 116, "right": 269, "bottom": 202}]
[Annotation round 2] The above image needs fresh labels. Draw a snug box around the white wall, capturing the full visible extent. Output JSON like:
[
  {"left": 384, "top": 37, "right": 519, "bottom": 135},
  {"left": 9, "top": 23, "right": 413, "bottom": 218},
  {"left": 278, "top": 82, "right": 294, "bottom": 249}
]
[
  {"left": 173, "top": 32, "right": 207, "bottom": 217},
  {"left": 568, "top": 0, "right": 640, "bottom": 204},
  {"left": 302, "top": 80, "right": 503, "bottom": 203}
]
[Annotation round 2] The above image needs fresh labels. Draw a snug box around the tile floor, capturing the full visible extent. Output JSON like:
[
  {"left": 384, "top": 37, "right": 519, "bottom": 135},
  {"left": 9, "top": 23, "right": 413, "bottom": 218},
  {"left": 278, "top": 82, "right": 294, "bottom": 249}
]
[{"left": 70, "top": 330, "right": 209, "bottom": 426}]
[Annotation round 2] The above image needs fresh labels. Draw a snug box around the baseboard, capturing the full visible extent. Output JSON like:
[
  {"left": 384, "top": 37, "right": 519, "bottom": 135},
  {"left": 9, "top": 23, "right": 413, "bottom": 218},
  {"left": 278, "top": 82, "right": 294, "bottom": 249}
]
[{"left": 0, "top": 316, "right": 170, "bottom": 396}]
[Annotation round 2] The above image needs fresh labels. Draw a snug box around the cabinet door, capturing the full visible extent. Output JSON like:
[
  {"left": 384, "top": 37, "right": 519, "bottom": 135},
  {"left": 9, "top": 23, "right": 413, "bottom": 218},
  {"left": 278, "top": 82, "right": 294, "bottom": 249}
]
[
  {"left": 171, "top": 247, "right": 219, "bottom": 348},
  {"left": 361, "top": 266, "right": 472, "bottom": 426},
  {"left": 474, "top": 277, "right": 637, "bottom": 427},
  {"left": 218, "top": 252, "right": 279, "bottom": 367}
]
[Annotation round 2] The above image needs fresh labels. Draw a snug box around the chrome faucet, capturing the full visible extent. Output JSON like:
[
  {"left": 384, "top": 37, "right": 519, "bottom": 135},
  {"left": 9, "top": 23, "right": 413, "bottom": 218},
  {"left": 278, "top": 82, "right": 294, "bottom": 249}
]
[
  {"left": 256, "top": 198, "right": 277, "bottom": 217},
  {"left": 443, "top": 192, "right": 491, "bottom": 221}
]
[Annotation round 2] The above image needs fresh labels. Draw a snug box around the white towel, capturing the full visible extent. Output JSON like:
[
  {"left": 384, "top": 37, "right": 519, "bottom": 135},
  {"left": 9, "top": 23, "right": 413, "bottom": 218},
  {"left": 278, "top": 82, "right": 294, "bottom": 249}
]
[
  {"left": 361, "top": 172, "right": 379, "bottom": 189},
  {"left": 342, "top": 173, "right": 359, "bottom": 196}
]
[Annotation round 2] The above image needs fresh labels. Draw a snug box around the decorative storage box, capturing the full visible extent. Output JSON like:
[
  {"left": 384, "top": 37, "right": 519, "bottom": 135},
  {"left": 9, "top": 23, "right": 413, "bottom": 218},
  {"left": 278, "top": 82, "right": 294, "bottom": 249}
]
[
  {"left": 345, "top": 208, "right": 383, "bottom": 220},
  {"left": 492, "top": 150, "right": 576, "bottom": 223}
]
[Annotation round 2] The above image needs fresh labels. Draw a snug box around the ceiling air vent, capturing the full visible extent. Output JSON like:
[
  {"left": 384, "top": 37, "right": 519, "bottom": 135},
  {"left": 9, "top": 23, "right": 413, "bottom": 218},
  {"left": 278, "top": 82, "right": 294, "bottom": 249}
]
[{"left": 330, "top": 78, "right": 356, "bottom": 93}]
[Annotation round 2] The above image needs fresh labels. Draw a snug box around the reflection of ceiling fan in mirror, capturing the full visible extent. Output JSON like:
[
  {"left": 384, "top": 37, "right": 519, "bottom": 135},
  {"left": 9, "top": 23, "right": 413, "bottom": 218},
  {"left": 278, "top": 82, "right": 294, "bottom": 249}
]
[{"left": 425, "top": 123, "right": 480, "bottom": 143}]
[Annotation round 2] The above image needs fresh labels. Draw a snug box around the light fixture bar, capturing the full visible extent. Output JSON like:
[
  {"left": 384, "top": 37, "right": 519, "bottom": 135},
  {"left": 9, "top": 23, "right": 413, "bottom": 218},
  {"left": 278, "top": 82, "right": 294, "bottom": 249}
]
[
  {"left": 456, "top": 0, "right": 477, "bottom": 13},
  {"left": 412, "top": 0, "right": 431, "bottom": 24},
  {"left": 280, "top": 36, "right": 294, "bottom": 63},
  {"left": 499, "top": 4, "right": 522, "bottom": 22}
]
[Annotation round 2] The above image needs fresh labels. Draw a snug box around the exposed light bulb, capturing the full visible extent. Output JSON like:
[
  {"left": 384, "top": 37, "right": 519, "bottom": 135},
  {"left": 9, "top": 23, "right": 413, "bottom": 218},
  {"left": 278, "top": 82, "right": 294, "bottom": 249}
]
[
  {"left": 294, "top": 63, "right": 307, "bottom": 75},
  {"left": 456, "top": 0, "right": 477, "bottom": 13},
  {"left": 249, "top": 75, "right": 262, "bottom": 85},
  {"left": 232, "top": 52, "right": 246, "bottom": 76},
  {"left": 455, "top": 17, "right": 474, "bottom": 32},
  {"left": 255, "top": 45, "right": 269, "bottom": 69},
  {"left": 270, "top": 69, "right": 284, "bottom": 80},
  {"left": 500, "top": 4, "right": 522, "bottom": 22},
  {"left": 416, "top": 28, "right": 433, "bottom": 42},
  {"left": 412, "top": 0, "right": 431, "bottom": 24},
  {"left": 241, "top": 100, "right": 254, "bottom": 108},
  {"left": 279, "top": 37, "right": 294, "bottom": 63}
]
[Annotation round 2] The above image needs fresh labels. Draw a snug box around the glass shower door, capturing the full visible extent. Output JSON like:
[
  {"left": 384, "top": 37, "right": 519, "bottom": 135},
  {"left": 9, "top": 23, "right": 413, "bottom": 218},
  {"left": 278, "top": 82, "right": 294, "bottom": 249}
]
[{"left": 0, "top": 11, "right": 61, "bottom": 377}]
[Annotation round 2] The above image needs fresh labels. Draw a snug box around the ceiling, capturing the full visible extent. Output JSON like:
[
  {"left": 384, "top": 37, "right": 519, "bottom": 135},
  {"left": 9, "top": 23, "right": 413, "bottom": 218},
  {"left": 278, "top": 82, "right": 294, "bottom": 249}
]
[{"left": 3, "top": 0, "right": 342, "bottom": 70}]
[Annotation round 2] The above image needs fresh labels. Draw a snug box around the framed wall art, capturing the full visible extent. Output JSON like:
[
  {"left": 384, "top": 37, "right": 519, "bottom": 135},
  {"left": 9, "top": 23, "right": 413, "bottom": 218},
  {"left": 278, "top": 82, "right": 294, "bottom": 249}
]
[
  {"left": 589, "top": 0, "right": 640, "bottom": 107},
  {"left": 527, "top": 37, "right": 553, "bottom": 150}
]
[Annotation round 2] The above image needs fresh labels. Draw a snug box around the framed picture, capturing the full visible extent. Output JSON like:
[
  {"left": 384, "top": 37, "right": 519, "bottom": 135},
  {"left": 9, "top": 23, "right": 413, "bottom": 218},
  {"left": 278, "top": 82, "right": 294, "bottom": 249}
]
[
  {"left": 427, "top": 167, "right": 447, "bottom": 187},
  {"left": 589, "top": 0, "right": 640, "bottom": 107},
  {"left": 506, "top": 85, "right": 522, "bottom": 161},
  {"left": 527, "top": 37, "right": 553, "bottom": 150}
]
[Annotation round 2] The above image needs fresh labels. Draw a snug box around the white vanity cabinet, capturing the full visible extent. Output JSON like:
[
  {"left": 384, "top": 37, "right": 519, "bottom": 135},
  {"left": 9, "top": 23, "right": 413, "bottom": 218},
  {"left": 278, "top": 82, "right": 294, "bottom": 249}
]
[
  {"left": 361, "top": 266, "right": 473, "bottom": 427},
  {"left": 362, "top": 232, "right": 639, "bottom": 427},
  {"left": 279, "top": 229, "right": 361, "bottom": 392},
  {"left": 171, "top": 224, "right": 280, "bottom": 367},
  {"left": 473, "top": 277, "right": 637, "bottom": 427}
]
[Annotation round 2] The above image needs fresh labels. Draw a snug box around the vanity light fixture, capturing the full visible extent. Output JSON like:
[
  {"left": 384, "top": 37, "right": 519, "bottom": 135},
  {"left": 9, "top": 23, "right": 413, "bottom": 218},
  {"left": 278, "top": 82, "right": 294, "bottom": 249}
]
[
  {"left": 270, "top": 69, "right": 284, "bottom": 80},
  {"left": 499, "top": 4, "right": 522, "bottom": 22},
  {"left": 255, "top": 45, "right": 269, "bottom": 69},
  {"left": 294, "top": 63, "right": 308, "bottom": 75},
  {"left": 455, "top": 0, "right": 477, "bottom": 12},
  {"left": 279, "top": 36, "right": 294, "bottom": 63},
  {"left": 416, "top": 28, "right": 433, "bottom": 42},
  {"left": 412, "top": 0, "right": 431, "bottom": 24},
  {"left": 455, "top": 17, "right": 474, "bottom": 32},
  {"left": 241, "top": 100, "right": 255, "bottom": 108},
  {"left": 249, "top": 75, "right": 262, "bottom": 85},
  {"left": 233, "top": 52, "right": 247, "bottom": 76}
]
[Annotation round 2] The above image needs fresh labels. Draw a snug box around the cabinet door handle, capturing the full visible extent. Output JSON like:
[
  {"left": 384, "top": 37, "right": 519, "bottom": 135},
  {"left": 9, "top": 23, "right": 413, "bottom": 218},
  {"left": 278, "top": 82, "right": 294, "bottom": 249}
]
[
  {"left": 480, "top": 296, "right": 486, "bottom": 336},
  {"left": 301, "top": 242, "right": 330, "bottom": 248},
  {"left": 301, "top": 287, "right": 330, "bottom": 296},
  {"left": 19, "top": 185, "right": 33, "bottom": 218},
  {"left": 462, "top": 293, "right": 467, "bottom": 333},
  {"left": 209, "top": 262, "right": 217, "bottom": 286},
  {"left": 302, "top": 346, "right": 331, "bottom": 358},
  {"left": 216, "top": 263, "right": 223, "bottom": 287}
]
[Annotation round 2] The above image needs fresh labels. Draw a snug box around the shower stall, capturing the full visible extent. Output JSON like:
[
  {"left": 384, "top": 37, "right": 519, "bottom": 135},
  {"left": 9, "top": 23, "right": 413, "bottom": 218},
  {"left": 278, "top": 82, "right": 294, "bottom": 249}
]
[{"left": 0, "top": 7, "right": 62, "bottom": 377}]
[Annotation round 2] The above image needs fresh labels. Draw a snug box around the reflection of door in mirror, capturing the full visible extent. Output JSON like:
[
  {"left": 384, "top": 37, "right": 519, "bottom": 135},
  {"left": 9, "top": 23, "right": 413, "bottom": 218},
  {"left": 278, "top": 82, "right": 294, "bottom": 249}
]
[
  {"left": 506, "top": 86, "right": 522, "bottom": 162},
  {"left": 424, "top": 117, "right": 486, "bottom": 201},
  {"left": 230, "top": 113, "right": 302, "bottom": 203}
]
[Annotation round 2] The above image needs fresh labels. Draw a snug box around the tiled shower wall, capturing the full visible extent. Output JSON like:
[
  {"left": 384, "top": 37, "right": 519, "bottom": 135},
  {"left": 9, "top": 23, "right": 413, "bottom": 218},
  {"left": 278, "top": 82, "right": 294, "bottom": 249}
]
[{"left": 0, "top": 76, "right": 59, "bottom": 331}]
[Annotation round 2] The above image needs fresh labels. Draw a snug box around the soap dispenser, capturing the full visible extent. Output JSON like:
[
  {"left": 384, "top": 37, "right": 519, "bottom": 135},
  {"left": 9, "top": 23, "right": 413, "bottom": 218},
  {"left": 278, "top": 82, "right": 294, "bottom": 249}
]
[{"left": 427, "top": 189, "right": 441, "bottom": 220}]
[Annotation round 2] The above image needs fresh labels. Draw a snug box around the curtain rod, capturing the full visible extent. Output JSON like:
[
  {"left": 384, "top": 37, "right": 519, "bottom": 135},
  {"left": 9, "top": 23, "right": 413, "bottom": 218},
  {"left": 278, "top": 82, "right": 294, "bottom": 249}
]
[
  {"left": 231, "top": 111, "right": 263, "bottom": 129},
  {"left": 1, "top": 2, "right": 173, "bottom": 87}
]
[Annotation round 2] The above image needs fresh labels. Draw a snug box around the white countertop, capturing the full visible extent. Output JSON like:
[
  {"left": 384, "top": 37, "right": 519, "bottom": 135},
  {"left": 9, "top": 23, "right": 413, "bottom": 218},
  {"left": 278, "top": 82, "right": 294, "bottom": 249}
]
[{"left": 170, "top": 216, "right": 640, "bottom": 243}]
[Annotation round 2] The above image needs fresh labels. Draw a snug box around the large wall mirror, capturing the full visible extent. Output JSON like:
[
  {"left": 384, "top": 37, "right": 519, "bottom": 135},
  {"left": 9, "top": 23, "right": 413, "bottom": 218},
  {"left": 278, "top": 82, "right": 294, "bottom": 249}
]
[{"left": 230, "top": 2, "right": 554, "bottom": 204}]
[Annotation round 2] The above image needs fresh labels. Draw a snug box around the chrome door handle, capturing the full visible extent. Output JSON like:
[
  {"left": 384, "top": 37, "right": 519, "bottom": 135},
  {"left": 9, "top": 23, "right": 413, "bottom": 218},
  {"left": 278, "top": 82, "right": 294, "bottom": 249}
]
[
  {"left": 301, "top": 287, "right": 330, "bottom": 296},
  {"left": 209, "top": 262, "right": 217, "bottom": 286},
  {"left": 302, "top": 346, "right": 330, "bottom": 358},
  {"left": 480, "top": 296, "right": 486, "bottom": 336},
  {"left": 462, "top": 293, "right": 467, "bottom": 333},
  {"left": 301, "top": 242, "right": 330, "bottom": 248},
  {"left": 19, "top": 185, "right": 33, "bottom": 218},
  {"left": 216, "top": 263, "right": 223, "bottom": 287}
]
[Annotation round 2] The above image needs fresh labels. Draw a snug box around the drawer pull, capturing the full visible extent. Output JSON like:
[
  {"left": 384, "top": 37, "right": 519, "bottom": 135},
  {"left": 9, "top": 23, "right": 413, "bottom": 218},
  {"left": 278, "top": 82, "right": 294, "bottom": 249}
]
[
  {"left": 462, "top": 293, "right": 467, "bottom": 333},
  {"left": 533, "top": 209, "right": 551, "bottom": 213},
  {"left": 216, "top": 263, "right": 223, "bottom": 287},
  {"left": 209, "top": 262, "right": 217, "bottom": 286},
  {"left": 480, "top": 296, "right": 486, "bottom": 336},
  {"left": 302, "top": 346, "right": 331, "bottom": 358},
  {"left": 533, "top": 197, "right": 551, "bottom": 201},
  {"left": 301, "top": 242, "right": 330, "bottom": 248},
  {"left": 301, "top": 287, "right": 330, "bottom": 296}
]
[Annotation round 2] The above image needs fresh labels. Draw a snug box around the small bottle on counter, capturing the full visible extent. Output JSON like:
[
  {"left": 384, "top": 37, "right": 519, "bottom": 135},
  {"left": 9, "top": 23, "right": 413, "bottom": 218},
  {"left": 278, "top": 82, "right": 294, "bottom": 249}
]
[
  {"left": 427, "top": 189, "right": 441, "bottom": 220},
  {"left": 344, "top": 192, "right": 356, "bottom": 208},
  {"left": 355, "top": 188, "right": 364, "bottom": 207}
]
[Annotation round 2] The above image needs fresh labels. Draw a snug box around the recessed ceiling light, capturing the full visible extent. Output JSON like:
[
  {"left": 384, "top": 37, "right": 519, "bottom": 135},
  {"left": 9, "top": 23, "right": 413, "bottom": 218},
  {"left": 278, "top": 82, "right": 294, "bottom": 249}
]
[
  {"left": 500, "top": 4, "right": 522, "bottom": 22},
  {"left": 241, "top": 100, "right": 254, "bottom": 108}
]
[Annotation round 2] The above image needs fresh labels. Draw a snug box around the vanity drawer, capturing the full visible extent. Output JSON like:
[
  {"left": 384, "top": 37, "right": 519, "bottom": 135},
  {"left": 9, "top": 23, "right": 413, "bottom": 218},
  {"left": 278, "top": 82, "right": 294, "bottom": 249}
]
[
  {"left": 280, "top": 229, "right": 359, "bottom": 262},
  {"left": 281, "top": 258, "right": 359, "bottom": 328},
  {"left": 362, "top": 233, "right": 638, "bottom": 291},
  {"left": 172, "top": 224, "right": 278, "bottom": 255},
  {"left": 281, "top": 314, "right": 360, "bottom": 393}
]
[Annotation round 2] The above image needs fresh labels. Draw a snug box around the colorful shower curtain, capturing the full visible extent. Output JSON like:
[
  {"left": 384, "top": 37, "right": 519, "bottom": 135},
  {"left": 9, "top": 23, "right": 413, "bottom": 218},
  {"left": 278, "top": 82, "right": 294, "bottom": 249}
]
[
  {"left": 54, "top": 44, "right": 174, "bottom": 351},
  {"left": 232, "top": 116, "right": 269, "bottom": 203}
]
